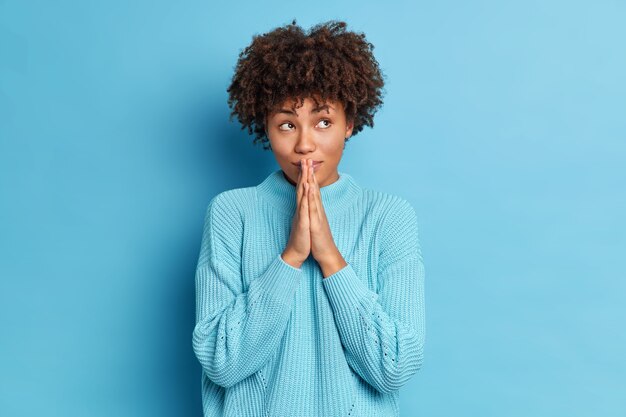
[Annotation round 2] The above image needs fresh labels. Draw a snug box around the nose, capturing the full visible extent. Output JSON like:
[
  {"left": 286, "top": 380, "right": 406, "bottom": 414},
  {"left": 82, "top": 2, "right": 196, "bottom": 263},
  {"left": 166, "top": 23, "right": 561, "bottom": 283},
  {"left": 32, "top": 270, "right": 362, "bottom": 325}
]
[{"left": 294, "top": 127, "right": 316, "bottom": 153}]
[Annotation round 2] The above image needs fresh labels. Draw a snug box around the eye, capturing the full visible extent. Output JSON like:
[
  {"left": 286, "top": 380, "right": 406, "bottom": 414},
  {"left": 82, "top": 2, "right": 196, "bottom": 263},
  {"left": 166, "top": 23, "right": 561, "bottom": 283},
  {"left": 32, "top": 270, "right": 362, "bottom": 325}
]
[
  {"left": 317, "top": 119, "right": 332, "bottom": 129},
  {"left": 278, "top": 120, "right": 332, "bottom": 131}
]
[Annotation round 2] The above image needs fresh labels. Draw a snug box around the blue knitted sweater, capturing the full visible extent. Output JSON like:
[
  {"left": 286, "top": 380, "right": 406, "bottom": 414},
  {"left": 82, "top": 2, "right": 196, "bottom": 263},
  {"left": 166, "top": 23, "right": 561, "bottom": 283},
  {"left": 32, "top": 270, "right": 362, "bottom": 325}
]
[{"left": 192, "top": 169, "right": 426, "bottom": 417}]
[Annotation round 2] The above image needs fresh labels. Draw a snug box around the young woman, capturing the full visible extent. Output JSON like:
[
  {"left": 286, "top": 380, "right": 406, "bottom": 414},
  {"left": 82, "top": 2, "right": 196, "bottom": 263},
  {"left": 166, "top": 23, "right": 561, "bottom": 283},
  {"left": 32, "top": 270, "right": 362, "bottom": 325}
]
[{"left": 193, "top": 19, "right": 426, "bottom": 417}]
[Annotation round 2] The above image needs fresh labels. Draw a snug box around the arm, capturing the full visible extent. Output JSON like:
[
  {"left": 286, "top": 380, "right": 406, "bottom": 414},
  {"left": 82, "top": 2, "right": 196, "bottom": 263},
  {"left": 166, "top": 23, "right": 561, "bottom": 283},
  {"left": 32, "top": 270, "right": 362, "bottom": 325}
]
[
  {"left": 192, "top": 194, "right": 303, "bottom": 388},
  {"left": 322, "top": 199, "right": 426, "bottom": 394}
]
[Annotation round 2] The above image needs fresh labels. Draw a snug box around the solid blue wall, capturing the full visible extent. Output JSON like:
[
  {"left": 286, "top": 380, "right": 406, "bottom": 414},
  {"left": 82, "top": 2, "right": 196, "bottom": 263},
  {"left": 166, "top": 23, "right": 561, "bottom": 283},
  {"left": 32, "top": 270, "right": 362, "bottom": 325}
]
[{"left": 1, "top": 1, "right": 625, "bottom": 416}]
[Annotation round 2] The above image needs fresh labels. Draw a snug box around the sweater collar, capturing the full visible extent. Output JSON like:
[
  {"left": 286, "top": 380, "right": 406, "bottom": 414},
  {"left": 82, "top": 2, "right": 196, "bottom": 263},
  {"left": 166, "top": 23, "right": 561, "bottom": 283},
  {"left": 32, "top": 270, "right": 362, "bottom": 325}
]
[{"left": 256, "top": 169, "right": 361, "bottom": 216}]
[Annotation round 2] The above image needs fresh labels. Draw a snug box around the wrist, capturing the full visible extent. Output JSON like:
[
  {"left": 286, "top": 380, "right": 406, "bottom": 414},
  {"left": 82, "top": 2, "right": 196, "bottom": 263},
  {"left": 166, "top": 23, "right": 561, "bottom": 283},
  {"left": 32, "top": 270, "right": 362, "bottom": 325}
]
[
  {"left": 281, "top": 249, "right": 305, "bottom": 269},
  {"left": 318, "top": 251, "right": 347, "bottom": 278}
]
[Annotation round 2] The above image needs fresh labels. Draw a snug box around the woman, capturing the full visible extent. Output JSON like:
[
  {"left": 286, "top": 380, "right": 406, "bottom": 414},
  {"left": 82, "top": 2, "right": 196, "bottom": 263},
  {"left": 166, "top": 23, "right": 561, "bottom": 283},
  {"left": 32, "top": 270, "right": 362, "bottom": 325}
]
[{"left": 193, "top": 19, "right": 426, "bottom": 417}]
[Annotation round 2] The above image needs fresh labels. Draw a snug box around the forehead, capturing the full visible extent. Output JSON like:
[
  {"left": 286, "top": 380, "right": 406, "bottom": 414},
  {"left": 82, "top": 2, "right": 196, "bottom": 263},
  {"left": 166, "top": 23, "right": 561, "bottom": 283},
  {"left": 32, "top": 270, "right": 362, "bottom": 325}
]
[{"left": 270, "top": 97, "right": 340, "bottom": 117}]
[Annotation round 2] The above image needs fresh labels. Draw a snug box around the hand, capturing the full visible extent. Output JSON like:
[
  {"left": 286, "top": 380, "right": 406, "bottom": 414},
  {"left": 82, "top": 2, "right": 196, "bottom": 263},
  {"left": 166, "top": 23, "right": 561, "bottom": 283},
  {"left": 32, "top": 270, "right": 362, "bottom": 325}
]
[
  {"left": 282, "top": 159, "right": 312, "bottom": 267},
  {"left": 305, "top": 159, "right": 346, "bottom": 273}
]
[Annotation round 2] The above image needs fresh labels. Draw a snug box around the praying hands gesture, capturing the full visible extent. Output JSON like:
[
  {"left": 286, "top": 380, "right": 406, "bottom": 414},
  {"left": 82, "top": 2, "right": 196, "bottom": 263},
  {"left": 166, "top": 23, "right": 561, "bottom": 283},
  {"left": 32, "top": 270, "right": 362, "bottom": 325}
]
[{"left": 281, "top": 159, "right": 348, "bottom": 277}]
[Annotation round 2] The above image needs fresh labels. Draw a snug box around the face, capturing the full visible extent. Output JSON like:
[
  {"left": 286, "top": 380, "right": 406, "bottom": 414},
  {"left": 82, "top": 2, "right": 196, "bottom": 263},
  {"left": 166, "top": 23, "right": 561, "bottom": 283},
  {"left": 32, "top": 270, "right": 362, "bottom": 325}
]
[{"left": 265, "top": 95, "right": 354, "bottom": 187}]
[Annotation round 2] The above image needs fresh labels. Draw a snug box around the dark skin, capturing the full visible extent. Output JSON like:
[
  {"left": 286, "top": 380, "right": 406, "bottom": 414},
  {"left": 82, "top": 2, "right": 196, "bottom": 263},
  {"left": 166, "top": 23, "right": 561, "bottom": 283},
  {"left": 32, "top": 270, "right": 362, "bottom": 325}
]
[
  {"left": 265, "top": 96, "right": 353, "bottom": 277},
  {"left": 285, "top": 158, "right": 348, "bottom": 278}
]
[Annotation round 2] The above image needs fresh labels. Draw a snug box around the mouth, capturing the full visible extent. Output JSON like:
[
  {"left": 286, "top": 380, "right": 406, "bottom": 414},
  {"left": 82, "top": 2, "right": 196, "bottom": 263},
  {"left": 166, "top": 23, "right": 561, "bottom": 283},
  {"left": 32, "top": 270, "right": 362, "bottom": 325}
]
[{"left": 292, "top": 160, "right": 323, "bottom": 169}]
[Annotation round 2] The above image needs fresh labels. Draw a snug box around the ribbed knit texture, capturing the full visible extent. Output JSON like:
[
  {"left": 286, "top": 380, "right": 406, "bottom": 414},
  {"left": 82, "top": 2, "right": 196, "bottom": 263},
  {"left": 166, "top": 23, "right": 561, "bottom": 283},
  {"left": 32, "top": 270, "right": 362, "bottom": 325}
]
[{"left": 192, "top": 169, "right": 426, "bottom": 417}]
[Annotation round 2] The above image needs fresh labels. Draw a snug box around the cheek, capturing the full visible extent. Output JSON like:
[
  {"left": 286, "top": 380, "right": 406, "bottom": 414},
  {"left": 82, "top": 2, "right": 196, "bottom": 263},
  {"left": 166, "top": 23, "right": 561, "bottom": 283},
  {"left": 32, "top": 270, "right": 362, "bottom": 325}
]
[
  {"left": 323, "top": 140, "right": 345, "bottom": 156},
  {"left": 268, "top": 139, "right": 288, "bottom": 155},
  {"left": 273, "top": 150, "right": 293, "bottom": 165}
]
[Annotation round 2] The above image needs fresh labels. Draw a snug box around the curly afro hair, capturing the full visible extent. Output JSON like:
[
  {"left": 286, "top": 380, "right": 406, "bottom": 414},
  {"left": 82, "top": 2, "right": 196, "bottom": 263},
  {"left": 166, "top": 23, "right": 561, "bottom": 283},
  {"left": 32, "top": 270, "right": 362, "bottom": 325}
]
[{"left": 226, "top": 19, "right": 386, "bottom": 150}]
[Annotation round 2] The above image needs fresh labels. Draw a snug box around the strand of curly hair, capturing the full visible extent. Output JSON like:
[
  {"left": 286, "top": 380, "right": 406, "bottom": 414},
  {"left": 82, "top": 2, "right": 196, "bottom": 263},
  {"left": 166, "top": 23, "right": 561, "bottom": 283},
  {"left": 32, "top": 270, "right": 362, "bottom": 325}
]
[{"left": 226, "top": 19, "right": 386, "bottom": 150}]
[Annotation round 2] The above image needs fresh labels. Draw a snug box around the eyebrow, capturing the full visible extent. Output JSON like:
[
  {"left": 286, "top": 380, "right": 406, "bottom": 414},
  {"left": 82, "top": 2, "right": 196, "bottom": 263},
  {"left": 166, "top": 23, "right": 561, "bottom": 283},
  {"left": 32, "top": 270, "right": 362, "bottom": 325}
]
[{"left": 275, "top": 104, "right": 334, "bottom": 116}]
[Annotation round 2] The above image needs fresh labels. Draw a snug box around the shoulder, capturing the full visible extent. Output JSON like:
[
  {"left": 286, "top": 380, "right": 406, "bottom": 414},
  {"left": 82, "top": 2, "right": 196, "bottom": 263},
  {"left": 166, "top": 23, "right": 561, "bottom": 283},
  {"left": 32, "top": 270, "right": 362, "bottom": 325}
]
[
  {"left": 360, "top": 186, "right": 418, "bottom": 223},
  {"left": 361, "top": 187, "right": 422, "bottom": 266},
  {"left": 199, "top": 187, "right": 256, "bottom": 267},
  {"left": 205, "top": 186, "right": 256, "bottom": 218},
  {"left": 202, "top": 186, "right": 257, "bottom": 239}
]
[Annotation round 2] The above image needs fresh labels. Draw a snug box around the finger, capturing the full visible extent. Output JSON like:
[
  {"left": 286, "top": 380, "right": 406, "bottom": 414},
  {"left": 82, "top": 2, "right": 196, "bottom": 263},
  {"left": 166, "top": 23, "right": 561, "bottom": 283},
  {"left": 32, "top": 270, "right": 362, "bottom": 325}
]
[
  {"left": 308, "top": 177, "right": 318, "bottom": 224},
  {"left": 297, "top": 160, "right": 302, "bottom": 183},
  {"left": 296, "top": 160, "right": 303, "bottom": 203},
  {"left": 306, "top": 159, "right": 313, "bottom": 188},
  {"left": 299, "top": 163, "right": 307, "bottom": 212},
  {"left": 309, "top": 160, "right": 322, "bottom": 219},
  {"left": 299, "top": 161, "right": 305, "bottom": 211},
  {"left": 299, "top": 161, "right": 306, "bottom": 214},
  {"left": 311, "top": 161, "right": 319, "bottom": 196},
  {"left": 302, "top": 182, "right": 309, "bottom": 224},
  {"left": 311, "top": 165, "right": 324, "bottom": 220}
]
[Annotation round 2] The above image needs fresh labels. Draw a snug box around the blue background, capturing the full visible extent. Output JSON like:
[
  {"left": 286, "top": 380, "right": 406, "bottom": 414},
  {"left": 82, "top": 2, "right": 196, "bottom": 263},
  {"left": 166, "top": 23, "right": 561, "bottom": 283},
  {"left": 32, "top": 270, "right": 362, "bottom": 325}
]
[{"left": 1, "top": 1, "right": 625, "bottom": 416}]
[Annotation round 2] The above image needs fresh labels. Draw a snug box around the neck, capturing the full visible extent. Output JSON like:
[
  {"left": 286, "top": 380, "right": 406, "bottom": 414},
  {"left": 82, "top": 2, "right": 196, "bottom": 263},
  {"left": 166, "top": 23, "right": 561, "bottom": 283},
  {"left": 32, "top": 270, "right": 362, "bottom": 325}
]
[
  {"left": 281, "top": 170, "right": 340, "bottom": 188},
  {"left": 257, "top": 169, "right": 361, "bottom": 216}
]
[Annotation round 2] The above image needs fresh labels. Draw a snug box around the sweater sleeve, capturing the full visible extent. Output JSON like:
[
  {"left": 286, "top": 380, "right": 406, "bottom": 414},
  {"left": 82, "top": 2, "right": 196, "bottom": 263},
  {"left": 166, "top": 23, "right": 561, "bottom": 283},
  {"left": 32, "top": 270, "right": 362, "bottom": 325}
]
[
  {"left": 322, "top": 198, "right": 426, "bottom": 394},
  {"left": 192, "top": 194, "right": 303, "bottom": 388}
]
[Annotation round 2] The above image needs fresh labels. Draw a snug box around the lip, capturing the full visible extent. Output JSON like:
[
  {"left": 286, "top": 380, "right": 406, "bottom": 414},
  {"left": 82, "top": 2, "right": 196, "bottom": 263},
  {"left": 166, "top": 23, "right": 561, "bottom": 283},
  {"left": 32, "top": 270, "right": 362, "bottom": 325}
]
[{"left": 292, "top": 160, "right": 323, "bottom": 168}]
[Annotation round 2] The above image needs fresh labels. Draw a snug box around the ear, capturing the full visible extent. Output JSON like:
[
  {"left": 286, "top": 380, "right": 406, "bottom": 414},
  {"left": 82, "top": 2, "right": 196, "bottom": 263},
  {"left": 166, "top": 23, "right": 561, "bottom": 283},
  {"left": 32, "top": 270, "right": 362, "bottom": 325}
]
[{"left": 345, "top": 119, "right": 354, "bottom": 139}]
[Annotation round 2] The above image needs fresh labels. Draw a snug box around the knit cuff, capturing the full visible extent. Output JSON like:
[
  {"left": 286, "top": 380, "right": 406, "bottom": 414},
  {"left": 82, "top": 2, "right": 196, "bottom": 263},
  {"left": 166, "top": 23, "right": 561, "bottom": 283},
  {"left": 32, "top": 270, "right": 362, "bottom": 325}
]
[
  {"left": 252, "top": 253, "right": 303, "bottom": 307},
  {"left": 322, "top": 263, "right": 375, "bottom": 312}
]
